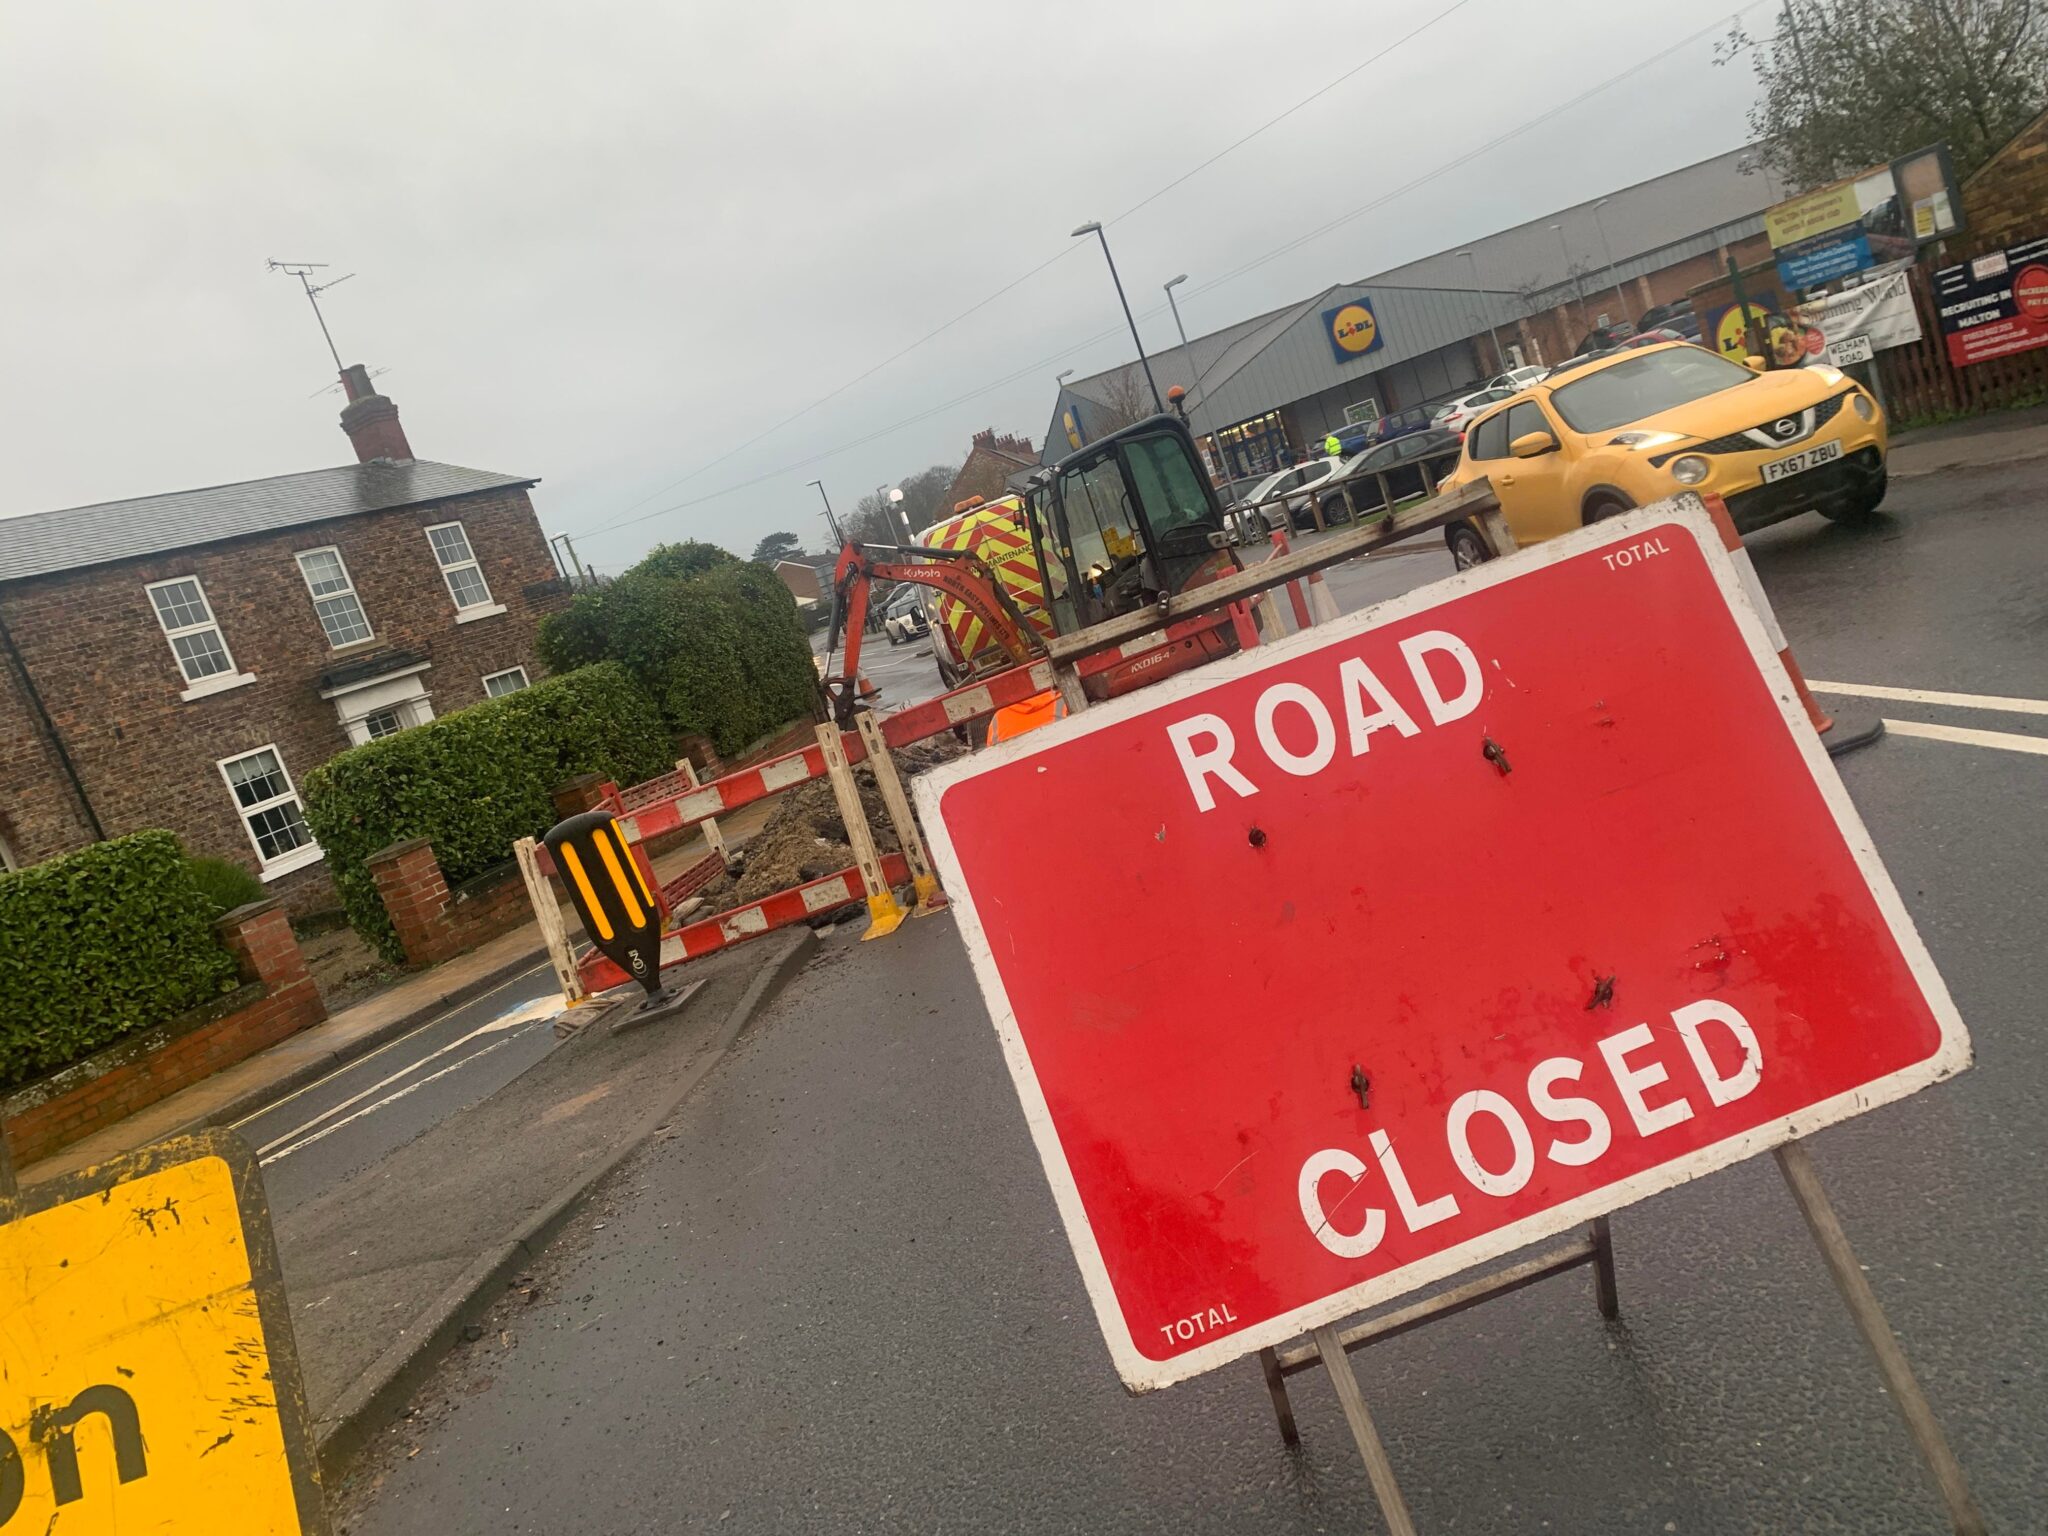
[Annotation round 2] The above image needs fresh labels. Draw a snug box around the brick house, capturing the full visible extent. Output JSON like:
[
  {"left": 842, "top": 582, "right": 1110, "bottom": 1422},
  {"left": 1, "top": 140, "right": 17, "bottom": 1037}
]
[
  {"left": 945, "top": 429, "right": 1039, "bottom": 510},
  {"left": 1955, "top": 103, "right": 2048, "bottom": 259},
  {"left": 0, "top": 366, "right": 565, "bottom": 910},
  {"left": 772, "top": 557, "right": 824, "bottom": 604}
]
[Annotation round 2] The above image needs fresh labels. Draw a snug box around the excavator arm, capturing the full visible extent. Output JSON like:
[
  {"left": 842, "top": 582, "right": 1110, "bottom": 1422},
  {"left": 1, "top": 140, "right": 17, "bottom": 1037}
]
[{"left": 823, "top": 541, "right": 1041, "bottom": 725}]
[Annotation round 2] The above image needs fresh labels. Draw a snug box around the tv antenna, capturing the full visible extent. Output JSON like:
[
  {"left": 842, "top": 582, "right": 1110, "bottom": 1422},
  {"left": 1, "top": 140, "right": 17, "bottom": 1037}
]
[
  {"left": 307, "top": 366, "right": 387, "bottom": 400},
  {"left": 267, "top": 259, "right": 354, "bottom": 373}
]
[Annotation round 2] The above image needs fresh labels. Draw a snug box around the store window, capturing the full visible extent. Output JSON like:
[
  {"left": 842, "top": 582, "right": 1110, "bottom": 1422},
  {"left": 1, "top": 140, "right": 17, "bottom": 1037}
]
[{"left": 1214, "top": 410, "right": 1290, "bottom": 481}]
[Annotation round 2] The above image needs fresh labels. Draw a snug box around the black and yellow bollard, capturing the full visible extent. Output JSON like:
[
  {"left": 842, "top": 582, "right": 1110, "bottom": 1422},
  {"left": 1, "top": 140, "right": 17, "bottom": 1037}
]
[{"left": 544, "top": 810, "right": 693, "bottom": 1024}]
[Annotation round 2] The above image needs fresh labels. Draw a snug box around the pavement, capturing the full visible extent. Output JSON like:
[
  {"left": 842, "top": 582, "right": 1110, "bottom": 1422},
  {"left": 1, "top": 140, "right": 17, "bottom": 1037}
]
[
  {"left": 337, "top": 454, "right": 2045, "bottom": 1532},
  {"left": 1887, "top": 400, "right": 2048, "bottom": 479},
  {"left": 284, "top": 929, "right": 815, "bottom": 1469},
  {"left": 236, "top": 959, "right": 567, "bottom": 1214}
]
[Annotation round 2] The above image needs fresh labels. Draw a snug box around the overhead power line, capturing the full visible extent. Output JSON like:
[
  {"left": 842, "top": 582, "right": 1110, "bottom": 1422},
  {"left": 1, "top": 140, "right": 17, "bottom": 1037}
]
[
  {"left": 587, "top": 2, "right": 1760, "bottom": 547},
  {"left": 593, "top": 0, "right": 1482, "bottom": 530},
  {"left": 1176, "top": 6, "right": 1765, "bottom": 305}
]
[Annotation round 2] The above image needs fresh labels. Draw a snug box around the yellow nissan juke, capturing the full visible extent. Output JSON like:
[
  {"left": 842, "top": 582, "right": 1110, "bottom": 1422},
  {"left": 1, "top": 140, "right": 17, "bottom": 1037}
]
[{"left": 1438, "top": 342, "right": 1889, "bottom": 568}]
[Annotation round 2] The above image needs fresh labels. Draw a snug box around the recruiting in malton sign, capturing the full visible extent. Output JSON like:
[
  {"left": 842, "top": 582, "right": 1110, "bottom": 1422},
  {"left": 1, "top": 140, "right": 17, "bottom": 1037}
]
[
  {"left": 918, "top": 507, "right": 1969, "bottom": 1392},
  {"left": 1934, "top": 234, "right": 2048, "bottom": 368}
]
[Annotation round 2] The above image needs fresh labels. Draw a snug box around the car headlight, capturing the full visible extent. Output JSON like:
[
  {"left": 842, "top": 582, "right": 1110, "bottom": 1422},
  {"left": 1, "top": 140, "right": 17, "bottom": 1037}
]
[
  {"left": 1851, "top": 392, "right": 1876, "bottom": 421},
  {"left": 1670, "top": 455, "right": 1711, "bottom": 485},
  {"left": 1610, "top": 430, "right": 1684, "bottom": 450}
]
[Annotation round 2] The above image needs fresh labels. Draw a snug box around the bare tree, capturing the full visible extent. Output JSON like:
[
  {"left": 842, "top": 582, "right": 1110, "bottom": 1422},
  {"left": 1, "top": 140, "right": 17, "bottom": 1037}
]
[
  {"left": 1085, "top": 364, "right": 1153, "bottom": 436},
  {"left": 844, "top": 462, "right": 958, "bottom": 546},
  {"left": 1719, "top": 1, "right": 2047, "bottom": 186}
]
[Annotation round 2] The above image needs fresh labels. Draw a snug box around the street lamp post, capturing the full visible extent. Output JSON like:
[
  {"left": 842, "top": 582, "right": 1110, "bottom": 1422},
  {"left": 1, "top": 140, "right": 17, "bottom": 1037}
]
[
  {"left": 1458, "top": 249, "right": 1510, "bottom": 378},
  {"left": 1072, "top": 221, "right": 1163, "bottom": 414},
  {"left": 808, "top": 479, "right": 841, "bottom": 547},
  {"left": 888, "top": 487, "right": 911, "bottom": 544},
  {"left": 1592, "top": 198, "right": 1630, "bottom": 327},
  {"left": 1162, "top": 274, "right": 1218, "bottom": 479},
  {"left": 1549, "top": 223, "right": 1588, "bottom": 333}
]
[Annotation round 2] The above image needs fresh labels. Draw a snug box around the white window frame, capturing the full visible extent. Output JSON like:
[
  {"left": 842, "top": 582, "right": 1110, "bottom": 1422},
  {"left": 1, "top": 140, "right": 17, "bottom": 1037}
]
[
  {"left": 216, "top": 744, "right": 323, "bottom": 880},
  {"left": 295, "top": 545, "right": 375, "bottom": 650},
  {"left": 425, "top": 520, "right": 506, "bottom": 622},
  {"left": 145, "top": 575, "right": 257, "bottom": 701},
  {"left": 483, "top": 666, "right": 530, "bottom": 698}
]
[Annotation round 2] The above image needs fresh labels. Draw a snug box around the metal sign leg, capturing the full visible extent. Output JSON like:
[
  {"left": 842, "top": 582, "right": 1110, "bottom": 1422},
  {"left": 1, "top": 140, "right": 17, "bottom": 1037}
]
[
  {"left": 1311, "top": 1324, "right": 1420, "bottom": 1536},
  {"left": 1774, "top": 1140, "right": 1987, "bottom": 1536},
  {"left": 1258, "top": 1347, "right": 1301, "bottom": 1447},
  {"left": 1590, "top": 1215, "right": 1620, "bottom": 1320}
]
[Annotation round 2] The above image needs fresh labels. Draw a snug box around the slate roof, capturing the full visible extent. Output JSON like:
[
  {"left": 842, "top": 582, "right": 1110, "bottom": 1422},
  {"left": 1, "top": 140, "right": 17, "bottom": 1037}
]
[{"left": 0, "top": 460, "right": 538, "bottom": 584}]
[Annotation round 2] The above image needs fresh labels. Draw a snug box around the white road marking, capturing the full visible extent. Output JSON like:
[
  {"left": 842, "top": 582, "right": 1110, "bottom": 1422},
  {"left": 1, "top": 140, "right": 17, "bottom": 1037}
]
[
  {"left": 258, "top": 1035, "right": 529, "bottom": 1165},
  {"left": 1811, "top": 680, "right": 2048, "bottom": 717},
  {"left": 1882, "top": 719, "right": 2048, "bottom": 757},
  {"left": 232, "top": 961, "right": 555, "bottom": 1126},
  {"left": 245, "top": 992, "right": 562, "bottom": 1155}
]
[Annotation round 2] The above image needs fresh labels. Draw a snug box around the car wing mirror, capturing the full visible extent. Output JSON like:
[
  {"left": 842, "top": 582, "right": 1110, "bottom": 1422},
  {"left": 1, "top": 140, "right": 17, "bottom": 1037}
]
[
  {"left": 1509, "top": 430, "right": 1558, "bottom": 459},
  {"left": 1744, "top": 354, "right": 1769, "bottom": 373}
]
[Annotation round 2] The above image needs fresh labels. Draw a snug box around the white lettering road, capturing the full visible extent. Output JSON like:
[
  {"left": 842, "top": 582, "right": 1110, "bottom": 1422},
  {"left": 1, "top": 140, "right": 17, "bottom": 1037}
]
[{"left": 1167, "top": 630, "right": 1483, "bottom": 812}]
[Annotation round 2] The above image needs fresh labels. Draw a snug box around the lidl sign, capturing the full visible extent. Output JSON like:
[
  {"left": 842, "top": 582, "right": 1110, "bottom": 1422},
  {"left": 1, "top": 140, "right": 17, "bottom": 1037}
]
[
  {"left": 0, "top": 1131, "right": 327, "bottom": 1532},
  {"left": 1322, "top": 296, "right": 1384, "bottom": 364}
]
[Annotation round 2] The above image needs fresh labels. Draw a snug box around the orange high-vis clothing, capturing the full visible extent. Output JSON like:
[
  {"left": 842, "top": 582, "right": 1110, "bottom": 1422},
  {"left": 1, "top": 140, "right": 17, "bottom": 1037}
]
[{"left": 985, "top": 689, "right": 1068, "bottom": 745}]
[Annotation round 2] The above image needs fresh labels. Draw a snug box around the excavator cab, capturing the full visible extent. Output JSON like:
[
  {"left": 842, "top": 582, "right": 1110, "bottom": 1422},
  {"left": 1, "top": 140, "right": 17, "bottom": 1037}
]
[
  {"left": 1024, "top": 414, "right": 1240, "bottom": 634},
  {"left": 822, "top": 416, "right": 1243, "bottom": 726}
]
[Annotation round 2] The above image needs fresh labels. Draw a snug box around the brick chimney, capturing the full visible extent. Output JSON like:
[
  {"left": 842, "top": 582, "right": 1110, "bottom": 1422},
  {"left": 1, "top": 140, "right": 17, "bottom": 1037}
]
[{"left": 338, "top": 364, "right": 414, "bottom": 463}]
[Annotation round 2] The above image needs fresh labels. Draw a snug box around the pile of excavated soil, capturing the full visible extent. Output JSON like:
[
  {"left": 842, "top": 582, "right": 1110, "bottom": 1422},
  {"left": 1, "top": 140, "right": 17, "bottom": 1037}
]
[{"left": 693, "top": 735, "right": 970, "bottom": 913}]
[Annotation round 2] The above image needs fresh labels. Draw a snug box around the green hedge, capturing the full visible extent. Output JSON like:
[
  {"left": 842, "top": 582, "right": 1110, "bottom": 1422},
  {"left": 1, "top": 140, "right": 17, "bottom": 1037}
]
[
  {"left": 185, "top": 855, "right": 266, "bottom": 917},
  {"left": 537, "top": 549, "right": 819, "bottom": 758},
  {"left": 302, "top": 662, "right": 673, "bottom": 961},
  {"left": 0, "top": 830, "right": 241, "bottom": 1089}
]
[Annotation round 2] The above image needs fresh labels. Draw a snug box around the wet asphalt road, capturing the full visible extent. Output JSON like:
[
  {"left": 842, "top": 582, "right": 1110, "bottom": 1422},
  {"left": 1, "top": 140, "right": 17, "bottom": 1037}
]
[
  {"left": 342, "top": 464, "right": 2045, "bottom": 1532},
  {"left": 238, "top": 963, "right": 565, "bottom": 1214}
]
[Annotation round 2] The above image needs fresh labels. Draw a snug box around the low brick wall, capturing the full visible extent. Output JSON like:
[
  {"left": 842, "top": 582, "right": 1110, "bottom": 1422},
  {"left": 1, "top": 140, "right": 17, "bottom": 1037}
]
[
  {"left": 368, "top": 838, "right": 532, "bottom": 968},
  {"left": 1, "top": 900, "right": 327, "bottom": 1166}
]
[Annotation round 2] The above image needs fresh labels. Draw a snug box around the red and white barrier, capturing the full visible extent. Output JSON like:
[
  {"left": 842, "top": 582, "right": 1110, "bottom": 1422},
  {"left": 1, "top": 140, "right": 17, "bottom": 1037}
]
[
  {"left": 530, "top": 659, "right": 1062, "bottom": 996},
  {"left": 578, "top": 854, "right": 914, "bottom": 992},
  {"left": 1697, "top": 493, "right": 1881, "bottom": 756}
]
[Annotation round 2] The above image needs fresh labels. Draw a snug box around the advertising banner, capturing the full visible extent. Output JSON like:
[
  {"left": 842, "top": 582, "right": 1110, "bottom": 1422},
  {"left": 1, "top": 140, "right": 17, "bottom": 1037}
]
[
  {"left": 1933, "top": 235, "right": 2048, "bottom": 368},
  {"left": 1765, "top": 146, "right": 1962, "bottom": 295},
  {"left": 1793, "top": 267, "right": 1924, "bottom": 365}
]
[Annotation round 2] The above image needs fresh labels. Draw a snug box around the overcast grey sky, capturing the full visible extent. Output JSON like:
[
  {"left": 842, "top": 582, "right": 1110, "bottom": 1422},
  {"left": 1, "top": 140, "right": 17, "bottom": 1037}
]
[{"left": 0, "top": 1, "right": 1764, "bottom": 568}]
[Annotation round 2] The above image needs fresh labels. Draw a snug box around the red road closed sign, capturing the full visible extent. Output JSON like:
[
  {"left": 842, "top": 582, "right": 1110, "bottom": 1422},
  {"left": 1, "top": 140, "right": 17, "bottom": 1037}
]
[{"left": 917, "top": 506, "right": 1969, "bottom": 1392}]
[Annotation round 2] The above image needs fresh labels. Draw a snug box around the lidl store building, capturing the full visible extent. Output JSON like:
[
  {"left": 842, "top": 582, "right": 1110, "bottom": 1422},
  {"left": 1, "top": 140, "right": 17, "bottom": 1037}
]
[{"left": 1045, "top": 148, "right": 1788, "bottom": 486}]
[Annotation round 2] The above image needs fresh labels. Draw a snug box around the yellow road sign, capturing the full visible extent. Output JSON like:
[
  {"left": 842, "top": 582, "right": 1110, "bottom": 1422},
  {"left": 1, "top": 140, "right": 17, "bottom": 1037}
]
[{"left": 0, "top": 1130, "right": 326, "bottom": 1532}]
